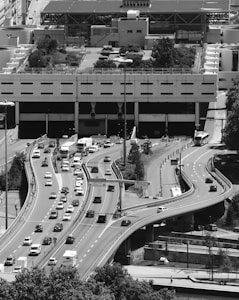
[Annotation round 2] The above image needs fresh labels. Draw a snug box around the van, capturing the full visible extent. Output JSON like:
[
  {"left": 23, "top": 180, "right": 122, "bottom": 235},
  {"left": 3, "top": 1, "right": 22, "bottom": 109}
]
[{"left": 29, "top": 244, "right": 41, "bottom": 256}]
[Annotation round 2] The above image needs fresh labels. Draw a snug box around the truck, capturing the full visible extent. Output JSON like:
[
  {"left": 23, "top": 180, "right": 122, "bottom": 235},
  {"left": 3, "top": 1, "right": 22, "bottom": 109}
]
[
  {"left": 77, "top": 137, "right": 93, "bottom": 155},
  {"left": 59, "top": 141, "right": 77, "bottom": 159},
  {"left": 63, "top": 250, "right": 77, "bottom": 267}
]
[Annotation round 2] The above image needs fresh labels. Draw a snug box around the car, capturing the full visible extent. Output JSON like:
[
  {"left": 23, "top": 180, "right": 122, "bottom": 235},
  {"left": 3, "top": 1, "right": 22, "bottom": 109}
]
[
  {"left": 103, "top": 141, "right": 114, "bottom": 148},
  {"left": 91, "top": 166, "right": 99, "bottom": 173},
  {"left": 13, "top": 266, "right": 22, "bottom": 273},
  {"left": 107, "top": 185, "right": 115, "bottom": 192},
  {"left": 41, "top": 159, "right": 48, "bottom": 167},
  {"left": 104, "top": 156, "right": 111, "bottom": 162},
  {"left": 75, "top": 188, "right": 84, "bottom": 196},
  {"left": 32, "top": 150, "right": 41, "bottom": 158},
  {"left": 62, "top": 212, "right": 71, "bottom": 221},
  {"left": 86, "top": 210, "right": 95, "bottom": 218},
  {"left": 205, "top": 224, "right": 218, "bottom": 231},
  {"left": 74, "top": 168, "right": 83, "bottom": 176},
  {"left": 93, "top": 196, "right": 102, "bottom": 203},
  {"left": 121, "top": 219, "right": 131, "bottom": 226},
  {"left": 35, "top": 224, "right": 43, "bottom": 232},
  {"left": 65, "top": 235, "right": 75, "bottom": 244},
  {"left": 209, "top": 185, "right": 217, "bottom": 192},
  {"left": 49, "top": 141, "right": 55, "bottom": 148},
  {"left": 53, "top": 223, "right": 63, "bottom": 232},
  {"left": 159, "top": 257, "right": 169, "bottom": 265},
  {"left": 60, "top": 195, "right": 67, "bottom": 203},
  {"left": 48, "top": 257, "right": 57, "bottom": 266},
  {"left": 205, "top": 177, "right": 213, "bottom": 183},
  {"left": 61, "top": 186, "right": 69, "bottom": 194},
  {"left": 44, "top": 172, "right": 52, "bottom": 179},
  {"left": 72, "top": 199, "right": 80, "bottom": 206},
  {"left": 49, "top": 192, "right": 57, "bottom": 199},
  {"left": 89, "top": 145, "right": 99, "bottom": 153},
  {"left": 4, "top": 255, "right": 15, "bottom": 266},
  {"left": 105, "top": 168, "right": 112, "bottom": 176},
  {"left": 44, "top": 147, "right": 51, "bottom": 153},
  {"left": 157, "top": 206, "right": 168, "bottom": 213},
  {"left": 116, "top": 138, "right": 123, "bottom": 144},
  {"left": 38, "top": 142, "right": 44, "bottom": 149},
  {"left": 62, "top": 165, "right": 70, "bottom": 172},
  {"left": 49, "top": 211, "right": 58, "bottom": 219},
  {"left": 56, "top": 202, "right": 64, "bottom": 210},
  {"left": 66, "top": 205, "right": 74, "bottom": 213},
  {"left": 42, "top": 236, "right": 52, "bottom": 245},
  {"left": 29, "top": 244, "right": 41, "bottom": 256},
  {"left": 97, "top": 215, "right": 107, "bottom": 223},
  {"left": 22, "top": 236, "right": 32, "bottom": 246},
  {"left": 45, "top": 179, "right": 53, "bottom": 186}
]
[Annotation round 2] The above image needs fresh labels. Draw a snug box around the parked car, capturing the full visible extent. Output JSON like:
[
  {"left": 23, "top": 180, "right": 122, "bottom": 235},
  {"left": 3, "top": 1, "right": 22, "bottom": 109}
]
[
  {"left": 62, "top": 212, "right": 71, "bottom": 221},
  {"left": 72, "top": 199, "right": 80, "bottom": 206},
  {"left": 49, "top": 192, "right": 57, "bottom": 199},
  {"left": 45, "top": 179, "right": 53, "bottom": 186},
  {"left": 61, "top": 186, "right": 69, "bottom": 194},
  {"left": 105, "top": 168, "right": 112, "bottom": 176},
  {"left": 66, "top": 205, "right": 74, "bottom": 213},
  {"left": 56, "top": 202, "right": 64, "bottom": 210},
  {"left": 44, "top": 147, "right": 51, "bottom": 153},
  {"left": 44, "top": 172, "right": 52, "bottom": 179},
  {"left": 41, "top": 158, "right": 48, "bottom": 167},
  {"left": 49, "top": 141, "right": 55, "bottom": 148},
  {"left": 104, "top": 156, "right": 111, "bottom": 162}
]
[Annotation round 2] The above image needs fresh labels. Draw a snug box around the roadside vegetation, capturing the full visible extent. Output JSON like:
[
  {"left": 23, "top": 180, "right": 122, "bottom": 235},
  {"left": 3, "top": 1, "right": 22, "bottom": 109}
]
[{"left": 0, "top": 263, "right": 176, "bottom": 300}]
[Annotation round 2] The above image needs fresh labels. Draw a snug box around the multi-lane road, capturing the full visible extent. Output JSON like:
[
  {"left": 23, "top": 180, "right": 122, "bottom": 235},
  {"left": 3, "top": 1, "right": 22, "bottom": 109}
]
[{"left": 0, "top": 136, "right": 233, "bottom": 279}]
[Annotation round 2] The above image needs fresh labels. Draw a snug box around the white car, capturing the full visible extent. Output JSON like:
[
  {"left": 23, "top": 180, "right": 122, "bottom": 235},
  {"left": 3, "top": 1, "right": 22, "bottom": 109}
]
[
  {"left": 62, "top": 165, "right": 70, "bottom": 172},
  {"left": 44, "top": 172, "right": 52, "bottom": 179},
  {"left": 62, "top": 212, "right": 71, "bottom": 221},
  {"left": 48, "top": 257, "right": 57, "bottom": 266},
  {"left": 74, "top": 168, "right": 83, "bottom": 176},
  {"left": 45, "top": 179, "right": 53, "bottom": 186},
  {"left": 13, "top": 266, "right": 22, "bottom": 273},
  {"left": 66, "top": 205, "right": 74, "bottom": 213},
  {"left": 89, "top": 145, "right": 99, "bottom": 153},
  {"left": 75, "top": 188, "right": 84, "bottom": 196},
  {"left": 56, "top": 202, "right": 64, "bottom": 210},
  {"left": 157, "top": 206, "right": 168, "bottom": 213},
  {"left": 32, "top": 150, "right": 40, "bottom": 158},
  {"left": 105, "top": 168, "right": 112, "bottom": 176},
  {"left": 103, "top": 141, "right": 114, "bottom": 148},
  {"left": 22, "top": 236, "right": 32, "bottom": 246}
]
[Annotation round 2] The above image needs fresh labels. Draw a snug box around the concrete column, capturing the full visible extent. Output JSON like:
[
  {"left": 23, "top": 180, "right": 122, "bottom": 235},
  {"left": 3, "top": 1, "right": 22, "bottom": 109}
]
[
  {"left": 15, "top": 102, "right": 19, "bottom": 125},
  {"left": 195, "top": 102, "right": 200, "bottom": 129},
  {"left": 124, "top": 237, "right": 132, "bottom": 265},
  {"left": 145, "top": 224, "right": 154, "bottom": 243},
  {"left": 74, "top": 102, "right": 79, "bottom": 135},
  {"left": 134, "top": 102, "right": 139, "bottom": 129}
]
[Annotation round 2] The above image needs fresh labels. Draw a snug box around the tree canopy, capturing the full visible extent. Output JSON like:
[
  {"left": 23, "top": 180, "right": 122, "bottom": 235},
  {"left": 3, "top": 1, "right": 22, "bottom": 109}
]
[
  {"left": 222, "top": 79, "right": 239, "bottom": 150},
  {"left": 0, "top": 264, "right": 175, "bottom": 300}
]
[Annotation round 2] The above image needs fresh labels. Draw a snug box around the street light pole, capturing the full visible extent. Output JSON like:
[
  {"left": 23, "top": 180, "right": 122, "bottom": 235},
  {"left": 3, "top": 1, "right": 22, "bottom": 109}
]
[{"left": 0, "top": 99, "right": 15, "bottom": 230}]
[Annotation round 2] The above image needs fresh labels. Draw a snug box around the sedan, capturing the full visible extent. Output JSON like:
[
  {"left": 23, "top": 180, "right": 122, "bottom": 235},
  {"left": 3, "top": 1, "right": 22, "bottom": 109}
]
[
  {"left": 121, "top": 219, "right": 131, "bottom": 226},
  {"left": 104, "top": 156, "right": 111, "bottom": 162},
  {"left": 157, "top": 206, "right": 168, "bottom": 213},
  {"left": 60, "top": 195, "right": 67, "bottom": 203},
  {"left": 22, "top": 236, "right": 32, "bottom": 246},
  {"left": 44, "top": 172, "right": 52, "bottom": 179},
  {"left": 209, "top": 185, "right": 217, "bottom": 192},
  {"left": 75, "top": 188, "right": 84, "bottom": 196},
  {"left": 103, "top": 141, "right": 114, "bottom": 148},
  {"left": 62, "top": 212, "right": 71, "bottom": 221},
  {"left": 72, "top": 199, "right": 80, "bottom": 206},
  {"left": 35, "top": 224, "right": 43, "bottom": 232},
  {"left": 4, "top": 255, "right": 15, "bottom": 266},
  {"left": 105, "top": 168, "right": 112, "bottom": 176},
  {"left": 65, "top": 235, "right": 75, "bottom": 244},
  {"left": 53, "top": 223, "right": 63, "bottom": 232},
  {"left": 44, "top": 147, "right": 51, "bottom": 153},
  {"left": 45, "top": 179, "right": 53, "bottom": 186},
  {"left": 205, "top": 177, "right": 213, "bottom": 183},
  {"left": 66, "top": 205, "right": 74, "bottom": 213},
  {"left": 42, "top": 237, "right": 52, "bottom": 245},
  {"left": 49, "top": 211, "right": 58, "bottom": 219},
  {"left": 61, "top": 186, "right": 69, "bottom": 194},
  {"left": 41, "top": 159, "right": 48, "bottom": 167},
  {"left": 49, "top": 192, "right": 57, "bottom": 199},
  {"left": 56, "top": 202, "right": 64, "bottom": 210},
  {"left": 48, "top": 257, "right": 57, "bottom": 266}
]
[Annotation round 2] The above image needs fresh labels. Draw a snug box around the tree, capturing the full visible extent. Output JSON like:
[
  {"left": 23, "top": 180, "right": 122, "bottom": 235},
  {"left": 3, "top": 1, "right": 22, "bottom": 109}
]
[
  {"left": 151, "top": 38, "right": 175, "bottom": 68},
  {"left": 225, "top": 79, "right": 239, "bottom": 112},
  {"left": 204, "top": 233, "right": 216, "bottom": 280},
  {"left": 94, "top": 60, "right": 117, "bottom": 68}
]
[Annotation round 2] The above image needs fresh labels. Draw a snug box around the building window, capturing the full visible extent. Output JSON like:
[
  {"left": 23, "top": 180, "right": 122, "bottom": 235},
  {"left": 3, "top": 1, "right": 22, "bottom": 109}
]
[
  {"left": 127, "top": 30, "right": 133, "bottom": 33},
  {"left": 100, "top": 92, "right": 113, "bottom": 95},
  {"left": 21, "top": 92, "right": 34, "bottom": 95},
  {"left": 120, "top": 82, "right": 133, "bottom": 85},
  {"left": 1, "top": 82, "right": 13, "bottom": 85},
  {"left": 161, "top": 93, "right": 173, "bottom": 95},
  {"left": 41, "top": 82, "right": 53, "bottom": 85},
  {"left": 21, "top": 82, "right": 33, "bottom": 85},
  {"left": 181, "top": 82, "right": 194, "bottom": 85},
  {"left": 120, "top": 92, "right": 133, "bottom": 95},
  {"left": 141, "top": 82, "right": 153, "bottom": 85},
  {"left": 101, "top": 82, "right": 113, "bottom": 85},
  {"left": 141, "top": 92, "right": 153, "bottom": 95},
  {"left": 201, "top": 82, "right": 215, "bottom": 85},
  {"left": 61, "top": 92, "right": 73, "bottom": 95},
  {"left": 201, "top": 93, "right": 214, "bottom": 95},
  {"left": 181, "top": 93, "right": 194, "bottom": 95},
  {"left": 136, "top": 30, "right": 142, "bottom": 33},
  {"left": 41, "top": 92, "right": 53, "bottom": 95},
  {"left": 81, "top": 82, "right": 93, "bottom": 85},
  {"left": 161, "top": 82, "right": 173, "bottom": 85},
  {"left": 1, "top": 92, "right": 13, "bottom": 94},
  {"left": 61, "top": 82, "right": 74, "bottom": 85},
  {"left": 81, "top": 92, "right": 93, "bottom": 95}
]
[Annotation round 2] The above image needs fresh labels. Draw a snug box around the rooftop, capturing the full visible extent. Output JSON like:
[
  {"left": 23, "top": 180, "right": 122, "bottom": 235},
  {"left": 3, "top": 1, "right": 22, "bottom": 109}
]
[{"left": 42, "top": 0, "right": 230, "bottom": 14}]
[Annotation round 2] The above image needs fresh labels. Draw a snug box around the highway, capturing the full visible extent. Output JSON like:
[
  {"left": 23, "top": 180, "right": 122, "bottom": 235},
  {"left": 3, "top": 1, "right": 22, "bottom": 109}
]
[{"left": 0, "top": 134, "right": 233, "bottom": 280}]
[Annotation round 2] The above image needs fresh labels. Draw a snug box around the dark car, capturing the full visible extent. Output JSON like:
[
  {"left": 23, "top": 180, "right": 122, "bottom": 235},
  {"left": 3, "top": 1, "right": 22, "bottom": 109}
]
[
  {"left": 107, "top": 185, "right": 115, "bottom": 192},
  {"left": 72, "top": 199, "right": 80, "bottom": 206},
  {"left": 42, "top": 237, "right": 52, "bottom": 245},
  {"left": 209, "top": 185, "right": 217, "bottom": 192},
  {"left": 35, "top": 224, "right": 43, "bottom": 232},
  {"left": 53, "top": 223, "right": 63, "bottom": 232},
  {"left": 44, "top": 147, "right": 51, "bottom": 153},
  {"left": 4, "top": 255, "right": 15, "bottom": 266},
  {"left": 61, "top": 186, "right": 69, "bottom": 194},
  {"left": 38, "top": 142, "right": 44, "bottom": 149},
  {"left": 65, "top": 235, "right": 75, "bottom": 244},
  {"left": 93, "top": 196, "right": 102, "bottom": 203},
  {"left": 49, "top": 141, "right": 55, "bottom": 148},
  {"left": 91, "top": 166, "right": 99, "bottom": 173},
  {"left": 121, "top": 219, "right": 131, "bottom": 226},
  {"left": 49, "top": 211, "right": 58, "bottom": 219},
  {"left": 205, "top": 177, "right": 213, "bottom": 183},
  {"left": 86, "top": 210, "right": 95, "bottom": 218},
  {"left": 41, "top": 159, "right": 48, "bottom": 167},
  {"left": 97, "top": 215, "right": 107, "bottom": 223}
]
